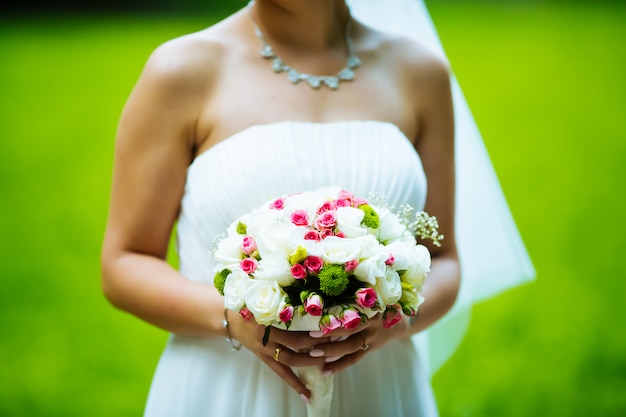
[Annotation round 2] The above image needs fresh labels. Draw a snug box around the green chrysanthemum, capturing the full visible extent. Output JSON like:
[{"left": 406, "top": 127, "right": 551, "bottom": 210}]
[
  {"left": 213, "top": 268, "right": 231, "bottom": 296},
  {"left": 236, "top": 221, "right": 247, "bottom": 235},
  {"left": 359, "top": 204, "right": 380, "bottom": 229},
  {"left": 318, "top": 264, "right": 349, "bottom": 297}
]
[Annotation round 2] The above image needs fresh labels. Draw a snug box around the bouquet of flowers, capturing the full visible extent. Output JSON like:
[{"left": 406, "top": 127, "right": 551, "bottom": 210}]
[{"left": 212, "top": 186, "right": 442, "bottom": 417}]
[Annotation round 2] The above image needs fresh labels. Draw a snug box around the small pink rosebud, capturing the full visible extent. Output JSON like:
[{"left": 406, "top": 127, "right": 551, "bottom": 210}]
[
  {"left": 240, "top": 257, "right": 258, "bottom": 274},
  {"left": 337, "top": 189, "right": 355, "bottom": 201},
  {"left": 335, "top": 231, "right": 346, "bottom": 239},
  {"left": 335, "top": 198, "right": 351, "bottom": 208},
  {"left": 239, "top": 307, "right": 253, "bottom": 321},
  {"left": 382, "top": 304, "right": 403, "bottom": 329},
  {"left": 315, "top": 210, "right": 337, "bottom": 230},
  {"left": 385, "top": 254, "right": 395, "bottom": 266},
  {"left": 279, "top": 305, "right": 294, "bottom": 323},
  {"left": 319, "top": 314, "right": 342, "bottom": 335},
  {"left": 320, "top": 229, "right": 334, "bottom": 239},
  {"left": 304, "top": 293, "right": 324, "bottom": 316},
  {"left": 355, "top": 287, "right": 377, "bottom": 308},
  {"left": 344, "top": 259, "right": 359, "bottom": 273},
  {"left": 270, "top": 198, "right": 285, "bottom": 210},
  {"left": 290, "top": 209, "right": 309, "bottom": 226},
  {"left": 340, "top": 308, "right": 361, "bottom": 330},
  {"left": 353, "top": 197, "right": 368, "bottom": 207},
  {"left": 317, "top": 201, "right": 336, "bottom": 214},
  {"left": 304, "top": 230, "right": 321, "bottom": 241},
  {"left": 304, "top": 256, "right": 323, "bottom": 274},
  {"left": 291, "top": 263, "right": 307, "bottom": 280},
  {"left": 241, "top": 236, "right": 257, "bottom": 255}
]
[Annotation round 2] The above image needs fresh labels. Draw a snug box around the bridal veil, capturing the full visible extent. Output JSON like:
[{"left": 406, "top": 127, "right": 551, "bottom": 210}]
[{"left": 347, "top": 0, "right": 536, "bottom": 375}]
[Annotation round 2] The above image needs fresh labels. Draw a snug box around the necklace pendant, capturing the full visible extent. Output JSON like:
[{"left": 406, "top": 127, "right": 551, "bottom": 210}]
[
  {"left": 261, "top": 45, "right": 274, "bottom": 59},
  {"left": 338, "top": 68, "right": 355, "bottom": 81},
  {"left": 348, "top": 54, "right": 361, "bottom": 69},
  {"left": 306, "top": 75, "right": 322, "bottom": 89},
  {"left": 272, "top": 57, "right": 284, "bottom": 73},
  {"left": 288, "top": 69, "right": 301, "bottom": 84},
  {"left": 323, "top": 77, "right": 340, "bottom": 90}
]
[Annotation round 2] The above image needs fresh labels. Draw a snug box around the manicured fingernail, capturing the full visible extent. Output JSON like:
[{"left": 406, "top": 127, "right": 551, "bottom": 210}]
[
  {"left": 321, "top": 369, "right": 333, "bottom": 377},
  {"left": 309, "top": 349, "right": 325, "bottom": 357},
  {"left": 330, "top": 335, "right": 341, "bottom": 342},
  {"left": 300, "top": 393, "right": 310, "bottom": 404},
  {"left": 309, "top": 331, "right": 324, "bottom": 338},
  {"left": 325, "top": 356, "right": 341, "bottom": 363}
]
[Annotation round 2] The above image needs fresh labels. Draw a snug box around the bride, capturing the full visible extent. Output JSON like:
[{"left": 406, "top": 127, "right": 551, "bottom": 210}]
[{"left": 101, "top": 0, "right": 533, "bottom": 415}]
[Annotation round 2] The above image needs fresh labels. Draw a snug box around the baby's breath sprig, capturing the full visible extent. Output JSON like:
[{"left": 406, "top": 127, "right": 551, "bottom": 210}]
[
  {"left": 411, "top": 211, "right": 444, "bottom": 247},
  {"left": 367, "top": 192, "right": 444, "bottom": 247},
  {"left": 210, "top": 231, "right": 228, "bottom": 255}
]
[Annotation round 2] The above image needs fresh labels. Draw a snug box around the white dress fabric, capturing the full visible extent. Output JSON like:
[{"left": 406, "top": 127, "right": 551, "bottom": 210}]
[{"left": 144, "top": 121, "right": 439, "bottom": 417}]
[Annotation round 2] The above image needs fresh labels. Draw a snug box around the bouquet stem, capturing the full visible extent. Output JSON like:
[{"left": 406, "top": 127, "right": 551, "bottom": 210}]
[{"left": 297, "top": 365, "right": 334, "bottom": 417}]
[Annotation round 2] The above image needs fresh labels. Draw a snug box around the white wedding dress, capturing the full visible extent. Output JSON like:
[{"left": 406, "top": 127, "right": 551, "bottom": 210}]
[{"left": 144, "top": 121, "right": 440, "bottom": 416}]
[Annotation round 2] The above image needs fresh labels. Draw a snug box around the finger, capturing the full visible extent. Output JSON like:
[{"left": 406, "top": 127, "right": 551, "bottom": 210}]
[
  {"left": 322, "top": 349, "right": 368, "bottom": 375},
  {"left": 257, "top": 353, "right": 311, "bottom": 402},
  {"left": 308, "top": 333, "right": 367, "bottom": 360},
  {"left": 269, "top": 344, "right": 327, "bottom": 368},
  {"left": 270, "top": 328, "right": 332, "bottom": 350}
]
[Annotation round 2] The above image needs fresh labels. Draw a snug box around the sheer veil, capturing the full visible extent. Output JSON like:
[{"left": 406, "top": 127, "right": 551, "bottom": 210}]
[{"left": 347, "top": 0, "right": 536, "bottom": 375}]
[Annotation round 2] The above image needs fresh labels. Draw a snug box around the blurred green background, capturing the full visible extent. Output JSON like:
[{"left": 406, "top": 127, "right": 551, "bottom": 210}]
[{"left": 1, "top": 1, "right": 624, "bottom": 416}]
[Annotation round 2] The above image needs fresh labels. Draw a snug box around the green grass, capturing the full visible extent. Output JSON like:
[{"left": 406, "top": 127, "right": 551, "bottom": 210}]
[{"left": 0, "top": 3, "right": 625, "bottom": 416}]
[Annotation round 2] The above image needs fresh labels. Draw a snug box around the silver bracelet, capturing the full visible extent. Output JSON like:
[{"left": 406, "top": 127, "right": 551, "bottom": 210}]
[{"left": 223, "top": 309, "right": 242, "bottom": 351}]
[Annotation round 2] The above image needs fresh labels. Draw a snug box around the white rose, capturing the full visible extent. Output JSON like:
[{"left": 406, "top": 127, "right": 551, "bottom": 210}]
[
  {"left": 335, "top": 207, "right": 368, "bottom": 238},
  {"left": 214, "top": 234, "right": 244, "bottom": 267},
  {"left": 375, "top": 267, "right": 402, "bottom": 305},
  {"left": 319, "top": 236, "right": 361, "bottom": 264},
  {"left": 253, "top": 252, "right": 295, "bottom": 287},
  {"left": 401, "top": 244, "right": 431, "bottom": 289},
  {"left": 256, "top": 222, "right": 298, "bottom": 259},
  {"left": 353, "top": 234, "right": 382, "bottom": 259},
  {"left": 283, "top": 191, "right": 325, "bottom": 220},
  {"left": 385, "top": 240, "right": 418, "bottom": 271},
  {"left": 223, "top": 268, "right": 251, "bottom": 310},
  {"left": 354, "top": 253, "right": 387, "bottom": 285},
  {"left": 377, "top": 207, "right": 411, "bottom": 244},
  {"left": 244, "top": 280, "right": 286, "bottom": 326},
  {"left": 245, "top": 207, "right": 284, "bottom": 236}
]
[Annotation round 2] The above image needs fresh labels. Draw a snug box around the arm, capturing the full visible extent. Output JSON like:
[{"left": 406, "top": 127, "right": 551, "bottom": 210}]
[{"left": 101, "top": 38, "right": 226, "bottom": 337}]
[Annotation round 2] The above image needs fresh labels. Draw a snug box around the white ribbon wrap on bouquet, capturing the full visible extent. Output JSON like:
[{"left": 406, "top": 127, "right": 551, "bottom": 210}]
[{"left": 348, "top": 0, "right": 536, "bottom": 375}]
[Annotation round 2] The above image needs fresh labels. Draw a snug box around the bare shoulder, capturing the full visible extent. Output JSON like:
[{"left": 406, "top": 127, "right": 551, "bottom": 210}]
[
  {"left": 138, "top": 28, "right": 229, "bottom": 99},
  {"left": 386, "top": 34, "right": 451, "bottom": 88}
]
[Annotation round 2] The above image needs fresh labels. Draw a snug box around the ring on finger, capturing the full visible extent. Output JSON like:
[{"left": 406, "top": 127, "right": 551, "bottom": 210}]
[
  {"left": 274, "top": 346, "right": 282, "bottom": 362},
  {"left": 359, "top": 333, "right": 369, "bottom": 351}
]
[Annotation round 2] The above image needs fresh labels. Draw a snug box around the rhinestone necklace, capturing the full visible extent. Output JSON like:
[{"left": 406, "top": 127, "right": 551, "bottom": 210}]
[{"left": 247, "top": 1, "right": 361, "bottom": 90}]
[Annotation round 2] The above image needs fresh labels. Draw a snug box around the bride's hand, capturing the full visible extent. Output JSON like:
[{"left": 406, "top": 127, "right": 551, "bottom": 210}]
[
  {"left": 226, "top": 310, "right": 329, "bottom": 402},
  {"left": 305, "top": 313, "right": 412, "bottom": 375}
]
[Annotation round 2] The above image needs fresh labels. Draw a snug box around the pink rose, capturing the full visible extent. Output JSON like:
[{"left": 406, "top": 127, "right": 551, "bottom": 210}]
[
  {"left": 290, "top": 209, "right": 309, "bottom": 226},
  {"left": 270, "top": 198, "right": 285, "bottom": 210},
  {"left": 239, "top": 307, "right": 253, "bottom": 321},
  {"left": 355, "top": 287, "right": 377, "bottom": 308},
  {"left": 335, "top": 231, "right": 346, "bottom": 238},
  {"left": 385, "top": 254, "right": 395, "bottom": 266},
  {"left": 353, "top": 197, "right": 368, "bottom": 207},
  {"left": 317, "top": 201, "right": 335, "bottom": 214},
  {"left": 241, "top": 236, "right": 257, "bottom": 255},
  {"left": 382, "top": 304, "right": 403, "bottom": 328},
  {"left": 340, "top": 308, "right": 361, "bottom": 330},
  {"left": 337, "top": 189, "right": 355, "bottom": 201},
  {"left": 315, "top": 210, "right": 337, "bottom": 230},
  {"left": 304, "top": 230, "right": 321, "bottom": 241},
  {"left": 335, "top": 198, "right": 351, "bottom": 208},
  {"left": 320, "top": 229, "right": 334, "bottom": 239},
  {"left": 279, "top": 305, "right": 294, "bottom": 323},
  {"left": 291, "top": 263, "right": 307, "bottom": 280},
  {"left": 240, "top": 258, "right": 258, "bottom": 274},
  {"left": 304, "top": 293, "right": 324, "bottom": 316},
  {"left": 304, "top": 256, "right": 323, "bottom": 274},
  {"left": 344, "top": 259, "right": 359, "bottom": 273},
  {"left": 319, "top": 314, "right": 342, "bottom": 335}
]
